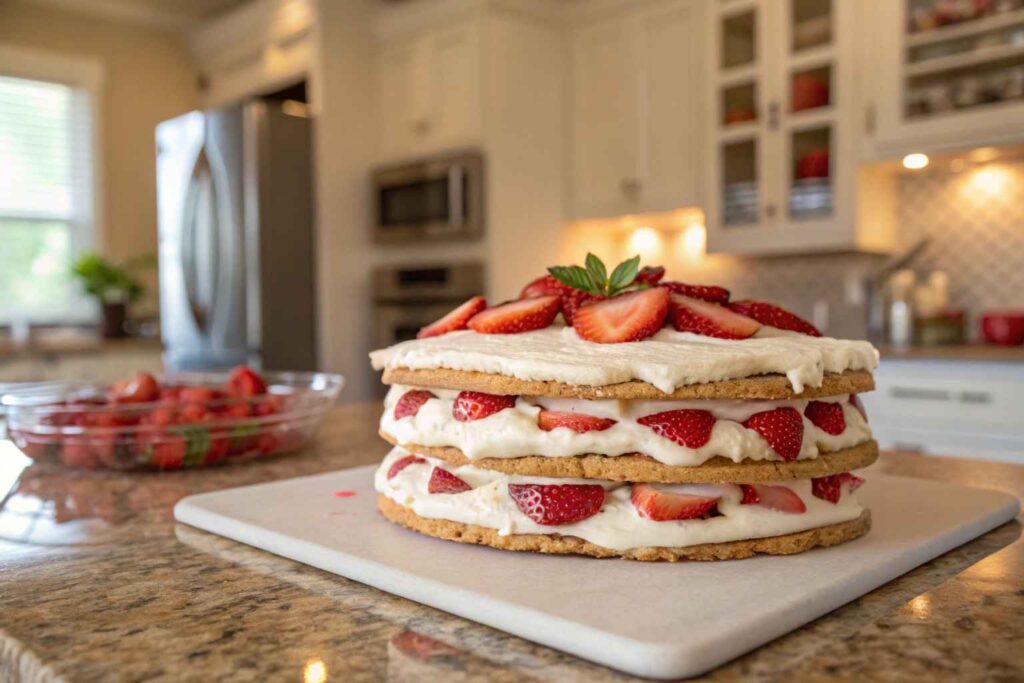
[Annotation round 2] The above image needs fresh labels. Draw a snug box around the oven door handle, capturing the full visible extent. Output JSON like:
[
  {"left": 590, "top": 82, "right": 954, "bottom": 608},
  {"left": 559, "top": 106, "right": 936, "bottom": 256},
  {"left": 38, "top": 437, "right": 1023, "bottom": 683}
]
[{"left": 448, "top": 163, "right": 464, "bottom": 228}]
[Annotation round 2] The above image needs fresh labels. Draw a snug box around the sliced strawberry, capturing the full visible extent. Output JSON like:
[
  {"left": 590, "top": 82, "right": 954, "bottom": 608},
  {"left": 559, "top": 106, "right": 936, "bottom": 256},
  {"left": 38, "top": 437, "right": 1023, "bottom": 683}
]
[
  {"left": 428, "top": 467, "right": 472, "bottom": 494},
  {"left": 728, "top": 300, "right": 821, "bottom": 336},
  {"left": 226, "top": 366, "right": 268, "bottom": 397},
  {"left": 663, "top": 281, "right": 731, "bottom": 304},
  {"left": 804, "top": 400, "right": 846, "bottom": 436},
  {"left": 537, "top": 410, "right": 616, "bottom": 433},
  {"left": 452, "top": 391, "right": 517, "bottom": 422},
  {"left": 572, "top": 287, "right": 669, "bottom": 343},
  {"left": 388, "top": 454, "right": 426, "bottom": 479},
  {"left": 849, "top": 394, "right": 868, "bottom": 422},
  {"left": 178, "top": 386, "right": 224, "bottom": 404},
  {"left": 560, "top": 289, "right": 603, "bottom": 325},
  {"left": 811, "top": 475, "right": 842, "bottom": 503},
  {"left": 507, "top": 483, "right": 605, "bottom": 525},
  {"left": 637, "top": 409, "right": 716, "bottom": 449},
  {"left": 393, "top": 390, "right": 436, "bottom": 420},
  {"left": 669, "top": 293, "right": 760, "bottom": 340},
  {"left": 417, "top": 296, "right": 487, "bottom": 339},
  {"left": 468, "top": 295, "right": 560, "bottom": 335},
  {"left": 739, "top": 484, "right": 807, "bottom": 513},
  {"left": 743, "top": 407, "right": 804, "bottom": 460},
  {"left": 631, "top": 483, "right": 719, "bottom": 521},
  {"left": 634, "top": 265, "right": 666, "bottom": 286},
  {"left": 837, "top": 472, "right": 865, "bottom": 491},
  {"left": 113, "top": 372, "right": 160, "bottom": 403},
  {"left": 520, "top": 274, "right": 567, "bottom": 299}
]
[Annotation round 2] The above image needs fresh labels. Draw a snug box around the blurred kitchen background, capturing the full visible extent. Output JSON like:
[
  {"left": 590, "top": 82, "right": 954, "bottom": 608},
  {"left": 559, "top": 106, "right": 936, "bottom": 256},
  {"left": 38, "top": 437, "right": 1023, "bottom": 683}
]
[{"left": 1, "top": 0, "right": 1023, "bottom": 461}]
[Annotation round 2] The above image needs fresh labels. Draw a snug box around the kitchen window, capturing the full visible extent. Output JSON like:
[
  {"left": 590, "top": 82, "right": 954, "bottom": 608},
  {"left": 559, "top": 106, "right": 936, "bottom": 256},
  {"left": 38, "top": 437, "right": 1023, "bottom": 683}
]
[{"left": 0, "top": 46, "right": 103, "bottom": 325}]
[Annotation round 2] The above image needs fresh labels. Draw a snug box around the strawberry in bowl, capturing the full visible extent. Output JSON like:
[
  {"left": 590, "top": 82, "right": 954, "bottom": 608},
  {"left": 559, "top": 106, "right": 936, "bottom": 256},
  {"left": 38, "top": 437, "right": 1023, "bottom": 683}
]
[{"left": 2, "top": 367, "right": 343, "bottom": 470}]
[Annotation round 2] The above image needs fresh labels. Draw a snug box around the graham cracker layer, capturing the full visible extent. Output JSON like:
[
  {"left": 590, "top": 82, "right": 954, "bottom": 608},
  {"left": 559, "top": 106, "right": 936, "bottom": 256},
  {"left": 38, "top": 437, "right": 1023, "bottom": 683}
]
[
  {"left": 381, "top": 434, "right": 879, "bottom": 484},
  {"left": 378, "top": 495, "right": 871, "bottom": 562},
  {"left": 381, "top": 367, "right": 873, "bottom": 400}
]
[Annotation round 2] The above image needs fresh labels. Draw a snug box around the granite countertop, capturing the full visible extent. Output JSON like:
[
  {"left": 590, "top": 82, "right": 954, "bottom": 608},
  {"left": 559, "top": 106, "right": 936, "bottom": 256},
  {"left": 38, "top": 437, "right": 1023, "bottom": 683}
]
[
  {"left": 0, "top": 402, "right": 1022, "bottom": 681},
  {"left": 0, "top": 334, "right": 161, "bottom": 361}
]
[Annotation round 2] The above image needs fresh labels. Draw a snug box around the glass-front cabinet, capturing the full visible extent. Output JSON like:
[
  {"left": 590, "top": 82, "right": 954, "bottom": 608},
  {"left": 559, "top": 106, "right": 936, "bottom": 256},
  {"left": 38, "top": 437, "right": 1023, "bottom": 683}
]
[
  {"left": 706, "top": 0, "right": 891, "bottom": 254},
  {"left": 870, "top": 0, "right": 1024, "bottom": 156}
]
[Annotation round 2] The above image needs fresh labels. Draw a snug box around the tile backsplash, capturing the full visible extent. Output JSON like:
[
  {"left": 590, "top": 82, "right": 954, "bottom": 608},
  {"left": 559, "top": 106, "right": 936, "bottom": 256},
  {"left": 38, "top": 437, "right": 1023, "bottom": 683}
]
[
  {"left": 562, "top": 159, "right": 1024, "bottom": 341},
  {"left": 896, "top": 159, "right": 1024, "bottom": 328}
]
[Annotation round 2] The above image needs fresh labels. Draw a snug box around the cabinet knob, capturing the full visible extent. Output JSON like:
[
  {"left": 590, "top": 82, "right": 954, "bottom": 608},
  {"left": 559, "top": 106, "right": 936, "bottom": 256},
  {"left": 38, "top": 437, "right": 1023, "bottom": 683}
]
[
  {"left": 412, "top": 119, "right": 431, "bottom": 135},
  {"left": 768, "top": 102, "right": 780, "bottom": 131},
  {"left": 764, "top": 203, "right": 777, "bottom": 219},
  {"left": 620, "top": 178, "right": 641, "bottom": 197}
]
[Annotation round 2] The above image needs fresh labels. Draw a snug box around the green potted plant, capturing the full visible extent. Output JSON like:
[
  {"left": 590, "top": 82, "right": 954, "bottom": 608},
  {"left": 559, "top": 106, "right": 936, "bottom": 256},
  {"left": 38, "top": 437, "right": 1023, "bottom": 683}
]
[{"left": 71, "top": 252, "right": 155, "bottom": 338}]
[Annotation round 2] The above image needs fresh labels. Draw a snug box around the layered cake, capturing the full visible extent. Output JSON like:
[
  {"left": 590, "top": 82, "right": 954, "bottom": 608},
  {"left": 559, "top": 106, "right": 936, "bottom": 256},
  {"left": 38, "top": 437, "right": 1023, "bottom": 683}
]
[{"left": 370, "top": 256, "right": 879, "bottom": 561}]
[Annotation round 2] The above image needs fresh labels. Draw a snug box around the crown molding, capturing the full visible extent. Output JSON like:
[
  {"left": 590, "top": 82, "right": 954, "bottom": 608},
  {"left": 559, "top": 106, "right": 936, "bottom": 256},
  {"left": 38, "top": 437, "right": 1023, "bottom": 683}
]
[{"left": 13, "top": 0, "right": 213, "bottom": 31}]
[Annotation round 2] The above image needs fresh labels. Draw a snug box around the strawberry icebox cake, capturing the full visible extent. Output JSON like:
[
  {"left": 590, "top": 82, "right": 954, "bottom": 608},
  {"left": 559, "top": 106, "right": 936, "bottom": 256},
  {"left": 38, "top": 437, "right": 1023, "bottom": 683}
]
[{"left": 369, "top": 256, "right": 879, "bottom": 561}]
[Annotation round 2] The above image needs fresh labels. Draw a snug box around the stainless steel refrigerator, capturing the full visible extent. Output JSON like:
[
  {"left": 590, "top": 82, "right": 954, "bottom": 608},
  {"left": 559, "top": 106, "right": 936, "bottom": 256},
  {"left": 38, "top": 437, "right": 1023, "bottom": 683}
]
[{"left": 155, "top": 100, "right": 317, "bottom": 372}]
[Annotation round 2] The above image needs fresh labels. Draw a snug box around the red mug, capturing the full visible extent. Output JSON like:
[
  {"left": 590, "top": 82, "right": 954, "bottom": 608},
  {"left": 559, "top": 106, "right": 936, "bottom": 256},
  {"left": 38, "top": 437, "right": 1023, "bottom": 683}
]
[{"left": 980, "top": 311, "right": 1024, "bottom": 346}]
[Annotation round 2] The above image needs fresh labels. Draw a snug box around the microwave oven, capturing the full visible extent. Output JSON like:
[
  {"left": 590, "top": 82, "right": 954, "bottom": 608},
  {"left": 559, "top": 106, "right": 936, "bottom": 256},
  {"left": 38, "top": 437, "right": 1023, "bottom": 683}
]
[{"left": 371, "top": 150, "right": 485, "bottom": 244}]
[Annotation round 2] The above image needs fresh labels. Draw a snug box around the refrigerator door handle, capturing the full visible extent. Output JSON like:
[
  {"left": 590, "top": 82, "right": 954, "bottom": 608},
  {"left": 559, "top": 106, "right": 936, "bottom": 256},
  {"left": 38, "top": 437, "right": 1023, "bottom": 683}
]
[
  {"left": 448, "top": 163, "right": 464, "bottom": 228},
  {"left": 181, "top": 148, "right": 216, "bottom": 334}
]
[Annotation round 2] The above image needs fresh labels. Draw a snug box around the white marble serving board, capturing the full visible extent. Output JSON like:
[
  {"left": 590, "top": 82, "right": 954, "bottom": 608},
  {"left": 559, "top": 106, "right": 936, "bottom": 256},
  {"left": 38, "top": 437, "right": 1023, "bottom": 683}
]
[{"left": 174, "top": 468, "right": 1019, "bottom": 680}]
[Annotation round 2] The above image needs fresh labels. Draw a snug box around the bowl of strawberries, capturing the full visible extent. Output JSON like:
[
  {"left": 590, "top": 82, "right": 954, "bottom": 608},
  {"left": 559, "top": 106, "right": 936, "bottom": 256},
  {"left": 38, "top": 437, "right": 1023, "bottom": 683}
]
[{"left": 2, "top": 367, "right": 344, "bottom": 470}]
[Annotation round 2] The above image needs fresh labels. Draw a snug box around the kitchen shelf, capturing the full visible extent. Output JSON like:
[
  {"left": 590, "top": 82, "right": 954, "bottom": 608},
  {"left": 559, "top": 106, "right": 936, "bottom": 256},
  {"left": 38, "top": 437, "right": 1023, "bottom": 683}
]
[
  {"left": 788, "top": 43, "right": 835, "bottom": 71},
  {"left": 786, "top": 106, "right": 835, "bottom": 129},
  {"left": 905, "top": 8, "right": 1024, "bottom": 49},
  {"left": 905, "top": 41, "right": 1024, "bottom": 78},
  {"left": 718, "top": 121, "right": 762, "bottom": 142},
  {"left": 720, "top": 64, "right": 759, "bottom": 87}
]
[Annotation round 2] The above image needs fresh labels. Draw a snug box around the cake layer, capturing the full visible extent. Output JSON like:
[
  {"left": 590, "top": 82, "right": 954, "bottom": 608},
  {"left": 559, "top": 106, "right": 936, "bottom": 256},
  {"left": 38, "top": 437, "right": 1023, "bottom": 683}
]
[
  {"left": 382, "top": 367, "right": 874, "bottom": 401},
  {"left": 374, "top": 449, "right": 868, "bottom": 554},
  {"left": 382, "top": 385, "right": 871, "bottom": 466},
  {"left": 379, "top": 496, "right": 871, "bottom": 562},
  {"left": 370, "top": 326, "right": 878, "bottom": 395},
  {"left": 381, "top": 437, "right": 879, "bottom": 484}
]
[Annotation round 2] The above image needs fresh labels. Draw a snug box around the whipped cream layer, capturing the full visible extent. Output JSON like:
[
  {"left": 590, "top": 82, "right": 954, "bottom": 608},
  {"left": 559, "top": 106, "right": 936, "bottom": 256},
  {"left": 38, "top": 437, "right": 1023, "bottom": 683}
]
[
  {"left": 375, "top": 448, "right": 865, "bottom": 551},
  {"left": 370, "top": 325, "right": 878, "bottom": 394},
  {"left": 381, "top": 385, "right": 871, "bottom": 465}
]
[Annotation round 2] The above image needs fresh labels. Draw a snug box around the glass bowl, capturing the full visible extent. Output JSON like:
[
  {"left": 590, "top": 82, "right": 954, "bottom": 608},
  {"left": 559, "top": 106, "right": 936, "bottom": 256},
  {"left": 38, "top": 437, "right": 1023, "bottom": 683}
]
[{"left": 2, "top": 371, "right": 344, "bottom": 470}]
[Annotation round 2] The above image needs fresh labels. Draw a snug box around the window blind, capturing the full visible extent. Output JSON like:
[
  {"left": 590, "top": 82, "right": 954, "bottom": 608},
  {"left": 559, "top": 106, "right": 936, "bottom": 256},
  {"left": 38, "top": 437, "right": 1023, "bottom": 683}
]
[{"left": 0, "top": 74, "right": 94, "bottom": 323}]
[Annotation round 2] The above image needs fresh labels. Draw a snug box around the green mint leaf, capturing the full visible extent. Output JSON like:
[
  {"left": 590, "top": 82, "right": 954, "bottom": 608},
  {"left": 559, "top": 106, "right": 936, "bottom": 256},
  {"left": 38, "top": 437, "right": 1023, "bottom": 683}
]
[
  {"left": 584, "top": 253, "right": 608, "bottom": 294},
  {"left": 547, "top": 265, "right": 599, "bottom": 295},
  {"left": 608, "top": 255, "right": 641, "bottom": 294}
]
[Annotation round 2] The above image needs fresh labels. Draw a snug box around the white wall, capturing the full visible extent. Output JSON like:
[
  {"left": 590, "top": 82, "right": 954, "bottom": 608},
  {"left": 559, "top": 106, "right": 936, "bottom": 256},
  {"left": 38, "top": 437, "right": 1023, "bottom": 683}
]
[
  {"left": 309, "top": 0, "right": 380, "bottom": 402},
  {"left": 482, "top": 12, "right": 566, "bottom": 301}
]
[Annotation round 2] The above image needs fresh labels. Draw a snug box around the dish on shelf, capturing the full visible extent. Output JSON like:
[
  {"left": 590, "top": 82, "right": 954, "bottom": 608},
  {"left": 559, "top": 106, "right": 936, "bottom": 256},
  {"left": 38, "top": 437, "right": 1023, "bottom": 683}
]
[{"left": 2, "top": 368, "right": 344, "bottom": 470}]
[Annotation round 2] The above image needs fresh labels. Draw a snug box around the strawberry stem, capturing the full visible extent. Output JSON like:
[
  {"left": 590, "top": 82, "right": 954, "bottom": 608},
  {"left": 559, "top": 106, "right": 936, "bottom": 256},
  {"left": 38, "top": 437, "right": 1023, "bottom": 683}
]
[{"left": 548, "top": 253, "right": 641, "bottom": 297}]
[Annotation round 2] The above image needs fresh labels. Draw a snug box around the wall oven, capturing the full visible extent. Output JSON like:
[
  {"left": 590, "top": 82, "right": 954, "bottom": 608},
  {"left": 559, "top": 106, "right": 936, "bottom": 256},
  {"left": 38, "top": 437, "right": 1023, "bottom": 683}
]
[{"left": 371, "top": 150, "right": 484, "bottom": 244}]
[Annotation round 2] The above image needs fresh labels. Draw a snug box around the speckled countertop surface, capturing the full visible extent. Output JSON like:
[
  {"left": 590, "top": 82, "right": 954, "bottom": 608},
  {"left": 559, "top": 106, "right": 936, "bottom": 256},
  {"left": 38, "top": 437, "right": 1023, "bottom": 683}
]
[{"left": 0, "top": 402, "right": 1022, "bottom": 682}]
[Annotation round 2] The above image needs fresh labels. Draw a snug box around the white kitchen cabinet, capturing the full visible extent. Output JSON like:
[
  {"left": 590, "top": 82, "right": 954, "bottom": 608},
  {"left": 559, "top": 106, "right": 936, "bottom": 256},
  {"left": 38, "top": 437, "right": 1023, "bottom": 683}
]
[
  {"left": 704, "top": 0, "right": 896, "bottom": 255},
  {"left": 863, "top": 358, "right": 1024, "bottom": 465},
  {"left": 375, "top": 19, "right": 482, "bottom": 162},
  {"left": 866, "top": 0, "right": 1024, "bottom": 158},
  {"left": 570, "top": 0, "right": 705, "bottom": 219}
]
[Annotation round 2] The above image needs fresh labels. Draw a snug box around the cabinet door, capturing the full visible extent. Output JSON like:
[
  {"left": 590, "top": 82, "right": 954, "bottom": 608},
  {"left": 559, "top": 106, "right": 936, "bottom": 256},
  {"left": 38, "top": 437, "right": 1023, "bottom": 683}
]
[
  {"left": 571, "top": 18, "right": 639, "bottom": 218},
  {"left": 429, "top": 21, "right": 482, "bottom": 151},
  {"left": 636, "top": 1, "right": 704, "bottom": 212},
  {"left": 869, "top": 0, "right": 1024, "bottom": 158},
  {"left": 377, "top": 41, "right": 430, "bottom": 161}
]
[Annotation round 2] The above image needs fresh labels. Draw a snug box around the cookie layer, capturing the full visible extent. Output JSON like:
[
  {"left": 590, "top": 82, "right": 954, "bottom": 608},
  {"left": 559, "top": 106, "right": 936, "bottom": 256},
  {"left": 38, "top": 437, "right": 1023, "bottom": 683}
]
[
  {"left": 382, "top": 367, "right": 874, "bottom": 400},
  {"left": 378, "top": 496, "right": 871, "bottom": 562},
  {"left": 381, "top": 434, "right": 879, "bottom": 483}
]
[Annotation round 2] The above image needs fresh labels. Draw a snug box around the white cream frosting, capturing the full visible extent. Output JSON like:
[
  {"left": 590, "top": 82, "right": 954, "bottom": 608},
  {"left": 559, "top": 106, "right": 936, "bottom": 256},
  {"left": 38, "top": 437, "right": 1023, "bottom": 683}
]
[
  {"left": 380, "top": 385, "right": 871, "bottom": 466},
  {"left": 369, "top": 325, "right": 879, "bottom": 394},
  {"left": 375, "top": 448, "right": 865, "bottom": 551}
]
